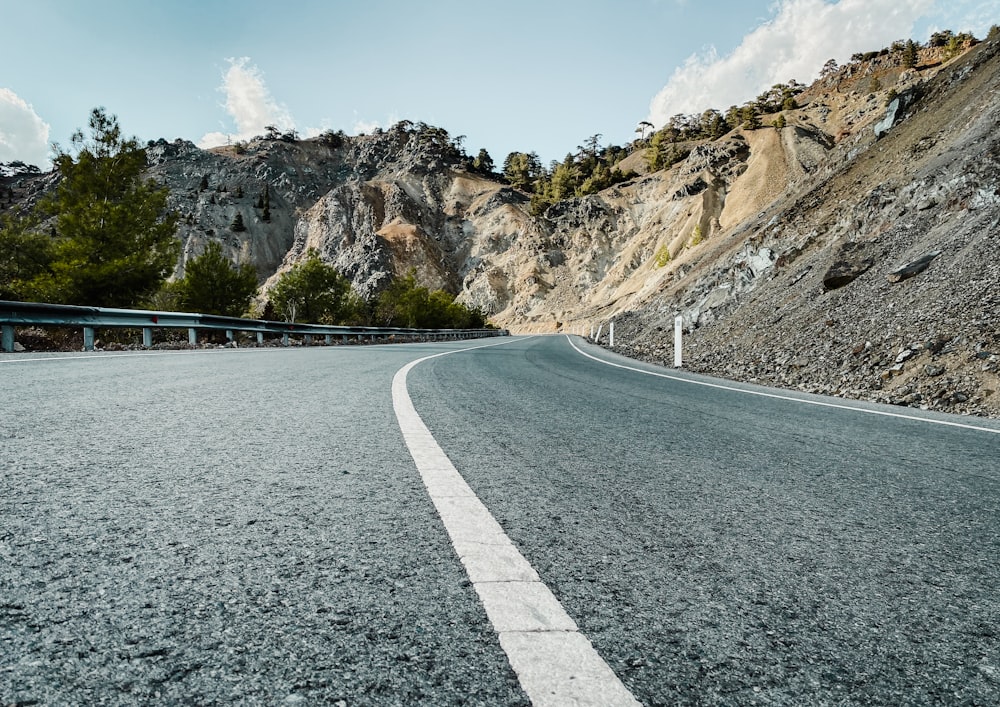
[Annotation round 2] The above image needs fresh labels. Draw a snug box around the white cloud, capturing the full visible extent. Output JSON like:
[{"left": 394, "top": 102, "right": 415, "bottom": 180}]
[
  {"left": 648, "top": 0, "right": 935, "bottom": 126},
  {"left": 352, "top": 118, "right": 383, "bottom": 135},
  {"left": 199, "top": 57, "right": 295, "bottom": 148},
  {"left": 919, "top": 0, "right": 998, "bottom": 39},
  {"left": 0, "top": 88, "right": 50, "bottom": 167},
  {"left": 351, "top": 111, "right": 400, "bottom": 136}
]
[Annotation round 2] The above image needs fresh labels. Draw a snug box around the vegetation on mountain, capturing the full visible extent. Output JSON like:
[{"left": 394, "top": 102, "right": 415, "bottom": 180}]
[
  {"left": 0, "top": 210, "right": 51, "bottom": 301},
  {"left": 267, "top": 248, "right": 354, "bottom": 324},
  {"left": 375, "top": 270, "right": 488, "bottom": 329},
  {"left": 173, "top": 241, "right": 258, "bottom": 317},
  {"left": 0, "top": 108, "right": 179, "bottom": 307}
]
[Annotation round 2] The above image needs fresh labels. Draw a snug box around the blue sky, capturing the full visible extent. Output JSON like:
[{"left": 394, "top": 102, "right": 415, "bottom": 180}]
[{"left": 1, "top": 0, "right": 996, "bottom": 169}]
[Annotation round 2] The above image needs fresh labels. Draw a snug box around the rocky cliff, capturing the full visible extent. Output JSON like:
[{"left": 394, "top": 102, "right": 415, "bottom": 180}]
[
  {"left": 4, "top": 37, "right": 999, "bottom": 416},
  {"left": 608, "top": 39, "right": 1000, "bottom": 418}
]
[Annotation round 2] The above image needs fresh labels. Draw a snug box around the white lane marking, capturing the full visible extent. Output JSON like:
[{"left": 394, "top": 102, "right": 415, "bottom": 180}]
[
  {"left": 565, "top": 335, "right": 1000, "bottom": 435},
  {"left": 392, "top": 338, "right": 641, "bottom": 707}
]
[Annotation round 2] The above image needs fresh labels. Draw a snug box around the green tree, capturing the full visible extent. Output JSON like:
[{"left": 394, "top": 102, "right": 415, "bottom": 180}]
[
  {"left": 902, "top": 39, "right": 918, "bottom": 68},
  {"left": 176, "top": 241, "right": 258, "bottom": 316},
  {"left": 645, "top": 130, "right": 668, "bottom": 171},
  {"left": 0, "top": 210, "right": 53, "bottom": 301},
  {"left": 268, "top": 249, "right": 352, "bottom": 323},
  {"left": 473, "top": 148, "right": 495, "bottom": 173},
  {"left": 502, "top": 151, "right": 541, "bottom": 191},
  {"left": 231, "top": 212, "right": 246, "bottom": 232},
  {"left": 929, "top": 30, "right": 954, "bottom": 47},
  {"left": 376, "top": 270, "right": 429, "bottom": 327},
  {"left": 375, "top": 270, "right": 486, "bottom": 328},
  {"left": 578, "top": 162, "right": 611, "bottom": 195},
  {"left": 547, "top": 158, "right": 578, "bottom": 201},
  {"left": 40, "top": 108, "right": 179, "bottom": 307}
]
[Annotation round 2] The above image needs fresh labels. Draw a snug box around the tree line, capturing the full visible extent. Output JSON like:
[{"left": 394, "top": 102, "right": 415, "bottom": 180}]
[{"left": 0, "top": 109, "right": 489, "bottom": 330}]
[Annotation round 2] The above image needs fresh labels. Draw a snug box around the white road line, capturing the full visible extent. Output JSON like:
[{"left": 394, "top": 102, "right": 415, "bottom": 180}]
[
  {"left": 392, "top": 338, "right": 641, "bottom": 707},
  {"left": 566, "top": 335, "right": 1000, "bottom": 435}
]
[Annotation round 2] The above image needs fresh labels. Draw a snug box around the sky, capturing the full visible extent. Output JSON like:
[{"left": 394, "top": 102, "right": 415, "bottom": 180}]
[{"left": 1, "top": 0, "right": 997, "bottom": 170}]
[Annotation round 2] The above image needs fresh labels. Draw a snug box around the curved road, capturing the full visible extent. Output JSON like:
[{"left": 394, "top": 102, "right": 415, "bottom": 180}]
[{"left": 2, "top": 335, "right": 998, "bottom": 705}]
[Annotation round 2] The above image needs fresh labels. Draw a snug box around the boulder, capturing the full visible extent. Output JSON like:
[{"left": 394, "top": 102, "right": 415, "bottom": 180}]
[
  {"left": 822, "top": 242, "right": 873, "bottom": 290},
  {"left": 874, "top": 87, "right": 920, "bottom": 138},
  {"left": 886, "top": 251, "right": 941, "bottom": 283}
]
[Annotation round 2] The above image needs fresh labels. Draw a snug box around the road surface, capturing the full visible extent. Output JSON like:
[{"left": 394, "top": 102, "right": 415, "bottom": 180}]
[{"left": 2, "top": 336, "right": 998, "bottom": 705}]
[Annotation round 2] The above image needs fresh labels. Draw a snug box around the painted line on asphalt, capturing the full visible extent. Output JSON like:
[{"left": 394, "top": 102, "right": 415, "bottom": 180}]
[
  {"left": 392, "top": 337, "right": 641, "bottom": 707},
  {"left": 566, "top": 335, "right": 1000, "bottom": 435}
]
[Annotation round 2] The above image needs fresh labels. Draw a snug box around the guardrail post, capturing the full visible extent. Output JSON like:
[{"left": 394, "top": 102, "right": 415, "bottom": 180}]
[
  {"left": 2, "top": 325, "right": 14, "bottom": 353},
  {"left": 325, "top": 334, "right": 332, "bottom": 345},
  {"left": 282, "top": 333, "right": 289, "bottom": 346},
  {"left": 83, "top": 327, "right": 95, "bottom": 351},
  {"left": 674, "top": 315, "right": 683, "bottom": 368},
  {"left": 188, "top": 328, "right": 197, "bottom": 345},
  {"left": 226, "top": 329, "right": 234, "bottom": 343},
  {"left": 142, "top": 327, "right": 153, "bottom": 348},
  {"left": 257, "top": 332, "right": 264, "bottom": 345}
]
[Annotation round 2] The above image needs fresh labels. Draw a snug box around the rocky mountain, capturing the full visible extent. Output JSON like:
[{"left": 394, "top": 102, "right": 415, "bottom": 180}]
[{"left": 3, "top": 35, "right": 999, "bottom": 416}]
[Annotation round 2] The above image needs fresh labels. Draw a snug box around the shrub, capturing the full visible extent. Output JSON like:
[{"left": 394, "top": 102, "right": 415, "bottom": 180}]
[{"left": 654, "top": 244, "right": 672, "bottom": 268}]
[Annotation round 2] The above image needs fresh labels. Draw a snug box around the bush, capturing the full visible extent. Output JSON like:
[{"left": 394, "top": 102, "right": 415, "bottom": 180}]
[
  {"left": 175, "top": 241, "right": 258, "bottom": 316},
  {"left": 654, "top": 244, "right": 672, "bottom": 268},
  {"left": 267, "top": 249, "right": 352, "bottom": 323},
  {"left": 376, "top": 270, "right": 486, "bottom": 329}
]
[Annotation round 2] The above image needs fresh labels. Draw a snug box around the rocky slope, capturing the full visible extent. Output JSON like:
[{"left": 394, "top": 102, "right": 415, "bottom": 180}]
[
  {"left": 607, "top": 39, "right": 1000, "bottom": 418},
  {"left": 3, "top": 37, "right": 999, "bottom": 416}
]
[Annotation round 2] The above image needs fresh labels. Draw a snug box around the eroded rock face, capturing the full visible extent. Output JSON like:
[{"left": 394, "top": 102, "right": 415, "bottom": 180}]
[{"left": 611, "top": 38, "right": 1000, "bottom": 416}]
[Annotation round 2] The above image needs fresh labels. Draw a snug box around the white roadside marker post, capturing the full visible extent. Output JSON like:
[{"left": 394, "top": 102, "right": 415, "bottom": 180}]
[
  {"left": 595, "top": 323, "right": 604, "bottom": 343},
  {"left": 674, "top": 315, "right": 683, "bottom": 368},
  {"left": 609, "top": 320, "right": 615, "bottom": 348}
]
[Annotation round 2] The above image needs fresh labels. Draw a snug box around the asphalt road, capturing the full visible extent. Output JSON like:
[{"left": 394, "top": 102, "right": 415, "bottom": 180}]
[{"left": 3, "top": 336, "right": 999, "bottom": 705}]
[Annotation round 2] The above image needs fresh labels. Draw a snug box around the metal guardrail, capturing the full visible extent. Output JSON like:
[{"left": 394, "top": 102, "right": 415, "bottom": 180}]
[{"left": 0, "top": 300, "right": 505, "bottom": 352}]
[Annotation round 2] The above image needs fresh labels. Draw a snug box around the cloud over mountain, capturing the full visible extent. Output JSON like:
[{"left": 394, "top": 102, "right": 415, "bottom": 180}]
[
  {"left": 199, "top": 57, "right": 295, "bottom": 148},
  {"left": 0, "top": 88, "right": 50, "bottom": 167},
  {"left": 647, "top": 0, "right": 934, "bottom": 126}
]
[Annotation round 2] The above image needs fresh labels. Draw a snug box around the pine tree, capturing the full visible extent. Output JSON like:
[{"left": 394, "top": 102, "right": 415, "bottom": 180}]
[
  {"left": 40, "top": 108, "right": 179, "bottom": 307},
  {"left": 177, "top": 241, "right": 258, "bottom": 316},
  {"left": 231, "top": 213, "right": 246, "bottom": 232}
]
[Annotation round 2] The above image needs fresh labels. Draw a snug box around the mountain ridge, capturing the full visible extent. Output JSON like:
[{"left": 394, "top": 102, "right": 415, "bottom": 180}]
[{"left": 3, "top": 34, "right": 999, "bottom": 416}]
